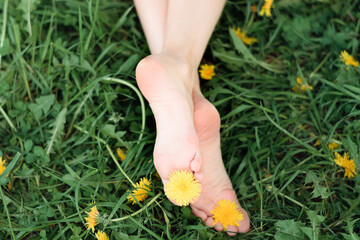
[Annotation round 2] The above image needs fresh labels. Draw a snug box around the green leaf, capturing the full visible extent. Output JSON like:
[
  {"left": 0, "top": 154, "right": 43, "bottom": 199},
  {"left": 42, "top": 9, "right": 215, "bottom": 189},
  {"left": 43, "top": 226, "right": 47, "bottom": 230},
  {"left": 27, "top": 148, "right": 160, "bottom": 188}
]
[
  {"left": 306, "top": 210, "right": 326, "bottom": 240},
  {"left": 28, "top": 95, "right": 55, "bottom": 121},
  {"left": 274, "top": 220, "right": 307, "bottom": 240},
  {"left": 0, "top": 38, "right": 11, "bottom": 56},
  {"left": 46, "top": 108, "right": 67, "bottom": 155},
  {"left": 101, "top": 124, "right": 126, "bottom": 144},
  {"left": 24, "top": 139, "right": 33, "bottom": 152},
  {"left": 229, "top": 28, "right": 284, "bottom": 73},
  {"left": 305, "top": 171, "right": 331, "bottom": 199}
]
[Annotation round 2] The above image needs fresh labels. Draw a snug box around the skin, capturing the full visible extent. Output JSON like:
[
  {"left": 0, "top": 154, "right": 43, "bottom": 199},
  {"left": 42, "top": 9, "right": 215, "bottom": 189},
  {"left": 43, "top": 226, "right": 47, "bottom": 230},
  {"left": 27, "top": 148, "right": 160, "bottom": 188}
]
[{"left": 134, "top": 0, "right": 250, "bottom": 235}]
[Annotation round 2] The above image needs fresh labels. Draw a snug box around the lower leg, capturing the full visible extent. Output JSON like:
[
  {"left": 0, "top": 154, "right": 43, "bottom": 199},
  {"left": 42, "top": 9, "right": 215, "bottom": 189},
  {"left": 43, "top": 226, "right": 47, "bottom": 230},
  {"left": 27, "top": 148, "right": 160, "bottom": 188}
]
[
  {"left": 134, "top": 0, "right": 167, "bottom": 54},
  {"left": 162, "top": 0, "right": 226, "bottom": 67}
]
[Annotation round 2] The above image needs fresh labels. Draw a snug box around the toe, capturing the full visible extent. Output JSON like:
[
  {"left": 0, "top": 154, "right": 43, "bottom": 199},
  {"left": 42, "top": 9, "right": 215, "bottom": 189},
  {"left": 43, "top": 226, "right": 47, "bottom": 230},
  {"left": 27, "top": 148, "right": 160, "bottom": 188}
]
[
  {"left": 191, "top": 207, "right": 207, "bottom": 221},
  {"left": 190, "top": 150, "right": 202, "bottom": 173},
  {"left": 214, "top": 223, "right": 224, "bottom": 232},
  {"left": 226, "top": 226, "right": 238, "bottom": 236},
  {"left": 204, "top": 217, "right": 214, "bottom": 228},
  {"left": 238, "top": 208, "right": 250, "bottom": 233}
]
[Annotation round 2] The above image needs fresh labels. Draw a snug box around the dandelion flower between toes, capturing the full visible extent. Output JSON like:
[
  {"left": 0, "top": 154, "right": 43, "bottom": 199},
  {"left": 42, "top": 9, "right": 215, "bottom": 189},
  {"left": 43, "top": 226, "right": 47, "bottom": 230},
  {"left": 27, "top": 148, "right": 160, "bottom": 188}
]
[
  {"left": 334, "top": 152, "right": 357, "bottom": 178},
  {"left": 95, "top": 230, "right": 109, "bottom": 240},
  {"left": 210, "top": 199, "right": 244, "bottom": 230},
  {"left": 165, "top": 170, "right": 201, "bottom": 206},
  {"left": 85, "top": 204, "right": 101, "bottom": 233},
  {"left": 127, "top": 177, "right": 152, "bottom": 204},
  {"left": 199, "top": 64, "right": 215, "bottom": 80}
]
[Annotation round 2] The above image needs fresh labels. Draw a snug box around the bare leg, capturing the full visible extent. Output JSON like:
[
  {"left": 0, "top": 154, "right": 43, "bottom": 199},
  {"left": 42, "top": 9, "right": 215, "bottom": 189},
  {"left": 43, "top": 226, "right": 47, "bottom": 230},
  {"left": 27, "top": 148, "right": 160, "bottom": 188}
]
[
  {"left": 134, "top": 0, "right": 250, "bottom": 235},
  {"left": 134, "top": 0, "right": 167, "bottom": 54}
]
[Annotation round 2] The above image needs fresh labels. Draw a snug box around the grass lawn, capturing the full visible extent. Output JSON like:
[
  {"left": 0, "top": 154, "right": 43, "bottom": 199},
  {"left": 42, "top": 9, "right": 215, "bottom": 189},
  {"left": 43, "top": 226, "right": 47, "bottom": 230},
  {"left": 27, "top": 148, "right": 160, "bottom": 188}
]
[{"left": 1, "top": 0, "right": 360, "bottom": 239}]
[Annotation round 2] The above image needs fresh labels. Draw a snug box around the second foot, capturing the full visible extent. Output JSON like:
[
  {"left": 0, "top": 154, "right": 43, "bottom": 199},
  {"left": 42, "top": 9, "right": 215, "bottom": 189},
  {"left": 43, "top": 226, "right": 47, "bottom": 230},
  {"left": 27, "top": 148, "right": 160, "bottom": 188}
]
[{"left": 190, "top": 90, "right": 250, "bottom": 236}]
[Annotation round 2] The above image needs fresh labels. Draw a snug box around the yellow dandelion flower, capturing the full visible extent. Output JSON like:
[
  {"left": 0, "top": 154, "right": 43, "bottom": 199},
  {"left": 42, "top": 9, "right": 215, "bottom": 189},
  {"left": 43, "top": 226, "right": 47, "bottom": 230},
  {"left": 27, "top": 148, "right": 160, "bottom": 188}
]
[
  {"left": 0, "top": 157, "right": 7, "bottom": 176},
  {"left": 292, "top": 76, "right": 313, "bottom": 94},
  {"left": 232, "top": 26, "right": 258, "bottom": 45},
  {"left": 328, "top": 142, "right": 340, "bottom": 152},
  {"left": 84, "top": 204, "right": 100, "bottom": 233},
  {"left": 116, "top": 147, "right": 126, "bottom": 161},
  {"left": 95, "top": 230, "right": 109, "bottom": 240},
  {"left": 334, "top": 152, "right": 357, "bottom": 178},
  {"left": 210, "top": 199, "right": 244, "bottom": 230},
  {"left": 199, "top": 64, "right": 215, "bottom": 80},
  {"left": 127, "top": 177, "right": 152, "bottom": 204},
  {"left": 165, "top": 170, "right": 201, "bottom": 206},
  {"left": 259, "top": 0, "right": 274, "bottom": 17},
  {"left": 340, "top": 50, "right": 359, "bottom": 69}
]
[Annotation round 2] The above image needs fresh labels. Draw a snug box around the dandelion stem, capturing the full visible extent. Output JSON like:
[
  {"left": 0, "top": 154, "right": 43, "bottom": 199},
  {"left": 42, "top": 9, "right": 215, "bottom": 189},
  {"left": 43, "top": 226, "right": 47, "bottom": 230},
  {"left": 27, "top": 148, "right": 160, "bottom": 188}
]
[
  {"left": 110, "top": 192, "right": 162, "bottom": 222},
  {"left": 74, "top": 125, "right": 134, "bottom": 185},
  {"left": 101, "top": 77, "right": 146, "bottom": 144},
  {"left": 0, "top": 105, "right": 17, "bottom": 132},
  {"left": 0, "top": 0, "right": 9, "bottom": 68},
  {"left": 266, "top": 185, "right": 308, "bottom": 209},
  {"left": 309, "top": 53, "right": 331, "bottom": 79}
]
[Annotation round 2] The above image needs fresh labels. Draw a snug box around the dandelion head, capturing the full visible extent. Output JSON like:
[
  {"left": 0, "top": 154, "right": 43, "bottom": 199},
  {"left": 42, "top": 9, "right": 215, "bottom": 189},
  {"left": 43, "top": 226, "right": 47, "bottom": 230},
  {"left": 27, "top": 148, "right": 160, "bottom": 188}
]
[
  {"left": 259, "top": 0, "right": 274, "bottom": 17},
  {"left": 85, "top": 204, "right": 100, "bottom": 233},
  {"left": 340, "top": 50, "right": 359, "bottom": 69},
  {"left": 328, "top": 142, "right": 340, "bottom": 152},
  {"left": 0, "top": 157, "right": 6, "bottom": 176},
  {"left": 116, "top": 148, "right": 126, "bottom": 161},
  {"left": 232, "top": 26, "right": 258, "bottom": 45},
  {"left": 334, "top": 152, "right": 357, "bottom": 178},
  {"left": 165, "top": 170, "right": 201, "bottom": 206},
  {"left": 95, "top": 230, "right": 109, "bottom": 240},
  {"left": 127, "top": 178, "right": 152, "bottom": 205},
  {"left": 292, "top": 76, "right": 313, "bottom": 94},
  {"left": 210, "top": 199, "right": 244, "bottom": 230},
  {"left": 199, "top": 64, "right": 215, "bottom": 80}
]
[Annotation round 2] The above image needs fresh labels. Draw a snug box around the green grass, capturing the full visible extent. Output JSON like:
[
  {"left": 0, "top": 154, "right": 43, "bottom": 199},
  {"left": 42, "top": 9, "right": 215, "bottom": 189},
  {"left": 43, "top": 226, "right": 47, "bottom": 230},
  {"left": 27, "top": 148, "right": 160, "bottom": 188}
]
[{"left": 1, "top": 0, "right": 360, "bottom": 239}]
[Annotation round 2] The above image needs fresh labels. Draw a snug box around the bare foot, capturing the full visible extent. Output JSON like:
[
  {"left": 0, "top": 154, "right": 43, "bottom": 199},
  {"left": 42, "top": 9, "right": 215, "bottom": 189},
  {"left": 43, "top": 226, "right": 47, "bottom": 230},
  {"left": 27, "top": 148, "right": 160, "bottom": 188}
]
[
  {"left": 135, "top": 54, "right": 203, "bottom": 203},
  {"left": 190, "top": 85, "right": 250, "bottom": 236}
]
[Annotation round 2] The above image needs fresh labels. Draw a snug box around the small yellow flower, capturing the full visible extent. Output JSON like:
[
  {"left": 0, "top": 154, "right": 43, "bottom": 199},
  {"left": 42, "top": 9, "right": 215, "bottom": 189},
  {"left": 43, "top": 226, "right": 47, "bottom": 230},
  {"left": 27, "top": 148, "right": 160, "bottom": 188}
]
[
  {"left": 334, "top": 152, "right": 357, "bottom": 178},
  {"left": 328, "top": 142, "right": 340, "bottom": 152},
  {"left": 232, "top": 26, "right": 258, "bottom": 45},
  {"left": 127, "top": 177, "right": 152, "bottom": 204},
  {"left": 84, "top": 204, "right": 100, "bottom": 233},
  {"left": 292, "top": 76, "right": 313, "bottom": 94},
  {"left": 95, "top": 230, "right": 109, "bottom": 240},
  {"left": 0, "top": 157, "right": 7, "bottom": 176},
  {"left": 340, "top": 50, "right": 359, "bottom": 69},
  {"left": 165, "top": 170, "right": 201, "bottom": 206},
  {"left": 210, "top": 199, "right": 244, "bottom": 230},
  {"left": 259, "top": 0, "right": 274, "bottom": 17},
  {"left": 116, "top": 148, "right": 126, "bottom": 161},
  {"left": 199, "top": 64, "right": 215, "bottom": 80}
]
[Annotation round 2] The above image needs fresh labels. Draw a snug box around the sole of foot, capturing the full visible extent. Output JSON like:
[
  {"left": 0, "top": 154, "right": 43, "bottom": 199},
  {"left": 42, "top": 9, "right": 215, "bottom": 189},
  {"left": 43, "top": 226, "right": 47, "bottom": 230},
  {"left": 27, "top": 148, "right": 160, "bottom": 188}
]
[
  {"left": 135, "top": 54, "right": 203, "bottom": 205},
  {"left": 190, "top": 88, "right": 250, "bottom": 235}
]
